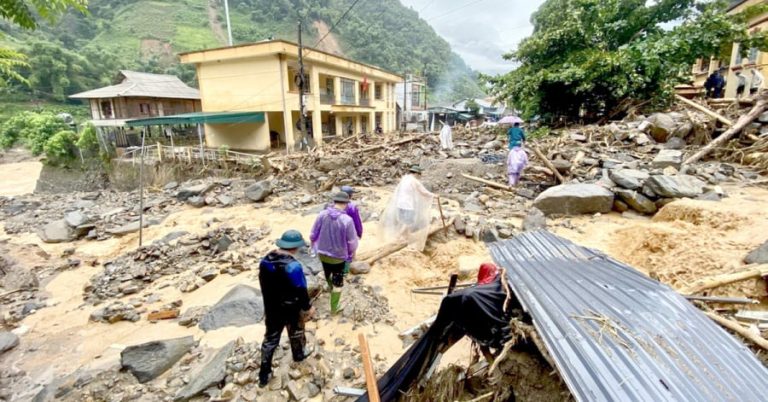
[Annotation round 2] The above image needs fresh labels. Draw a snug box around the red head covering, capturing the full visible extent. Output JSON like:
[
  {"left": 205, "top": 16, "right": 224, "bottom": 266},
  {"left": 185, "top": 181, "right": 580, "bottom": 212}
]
[{"left": 477, "top": 263, "right": 499, "bottom": 285}]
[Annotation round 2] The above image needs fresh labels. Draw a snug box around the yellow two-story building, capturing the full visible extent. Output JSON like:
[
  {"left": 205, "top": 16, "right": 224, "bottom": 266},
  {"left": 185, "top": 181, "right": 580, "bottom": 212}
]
[
  {"left": 179, "top": 40, "right": 401, "bottom": 151},
  {"left": 689, "top": 0, "right": 768, "bottom": 97}
]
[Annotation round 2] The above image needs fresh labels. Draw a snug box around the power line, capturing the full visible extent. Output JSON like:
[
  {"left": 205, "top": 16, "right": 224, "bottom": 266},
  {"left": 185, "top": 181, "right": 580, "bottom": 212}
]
[
  {"left": 307, "top": 0, "right": 365, "bottom": 54},
  {"left": 425, "top": 0, "right": 485, "bottom": 23}
]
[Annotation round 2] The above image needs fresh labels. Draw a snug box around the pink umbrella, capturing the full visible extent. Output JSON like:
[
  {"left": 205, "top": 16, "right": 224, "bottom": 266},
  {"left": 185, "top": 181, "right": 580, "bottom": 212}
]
[{"left": 499, "top": 115, "right": 523, "bottom": 124}]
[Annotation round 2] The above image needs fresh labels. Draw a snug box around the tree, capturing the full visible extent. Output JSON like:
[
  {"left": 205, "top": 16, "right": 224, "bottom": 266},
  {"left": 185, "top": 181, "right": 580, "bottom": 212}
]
[
  {"left": 0, "top": 0, "right": 88, "bottom": 86},
  {"left": 485, "top": 0, "right": 768, "bottom": 122},
  {"left": 44, "top": 129, "right": 78, "bottom": 164}
]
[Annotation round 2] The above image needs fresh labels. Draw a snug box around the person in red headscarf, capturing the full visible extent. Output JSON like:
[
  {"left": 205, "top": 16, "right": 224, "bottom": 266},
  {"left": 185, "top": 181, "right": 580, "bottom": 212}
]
[{"left": 477, "top": 263, "right": 499, "bottom": 285}]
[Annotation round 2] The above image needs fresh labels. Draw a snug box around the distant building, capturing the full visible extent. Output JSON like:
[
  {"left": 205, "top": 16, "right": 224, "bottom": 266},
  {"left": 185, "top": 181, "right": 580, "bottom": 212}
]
[
  {"left": 69, "top": 70, "right": 201, "bottom": 147},
  {"left": 395, "top": 74, "right": 428, "bottom": 130},
  {"left": 686, "top": 0, "right": 768, "bottom": 97},
  {"left": 179, "top": 40, "right": 401, "bottom": 151}
]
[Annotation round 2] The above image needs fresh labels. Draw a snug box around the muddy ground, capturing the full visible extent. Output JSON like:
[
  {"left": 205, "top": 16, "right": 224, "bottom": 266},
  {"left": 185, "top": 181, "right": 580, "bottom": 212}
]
[{"left": 1, "top": 144, "right": 767, "bottom": 401}]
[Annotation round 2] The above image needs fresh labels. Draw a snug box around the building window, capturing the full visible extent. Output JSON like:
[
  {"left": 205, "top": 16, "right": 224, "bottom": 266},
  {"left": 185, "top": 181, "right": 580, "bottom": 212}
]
[
  {"left": 749, "top": 47, "right": 759, "bottom": 64},
  {"left": 100, "top": 101, "right": 113, "bottom": 119},
  {"left": 375, "top": 83, "right": 383, "bottom": 100},
  {"left": 325, "top": 78, "right": 334, "bottom": 96},
  {"left": 139, "top": 103, "right": 151, "bottom": 115},
  {"left": 340, "top": 78, "right": 355, "bottom": 105}
]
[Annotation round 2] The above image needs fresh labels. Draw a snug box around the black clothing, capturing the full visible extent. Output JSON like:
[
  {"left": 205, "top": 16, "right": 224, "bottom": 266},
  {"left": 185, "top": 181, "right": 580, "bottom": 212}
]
[
  {"left": 258, "top": 251, "right": 311, "bottom": 383},
  {"left": 321, "top": 259, "right": 346, "bottom": 287},
  {"left": 357, "top": 276, "right": 520, "bottom": 402}
]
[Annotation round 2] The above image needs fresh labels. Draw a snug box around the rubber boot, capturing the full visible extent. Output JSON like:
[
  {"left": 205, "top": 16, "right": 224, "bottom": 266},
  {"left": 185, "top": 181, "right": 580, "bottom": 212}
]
[
  {"left": 258, "top": 347, "right": 275, "bottom": 387},
  {"left": 330, "top": 289, "right": 342, "bottom": 314}
]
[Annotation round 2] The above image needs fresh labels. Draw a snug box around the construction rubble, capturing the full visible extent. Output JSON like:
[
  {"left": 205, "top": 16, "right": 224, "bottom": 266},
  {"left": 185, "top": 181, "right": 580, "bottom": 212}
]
[{"left": 1, "top": 95, "right": 768, "bottom": 402}]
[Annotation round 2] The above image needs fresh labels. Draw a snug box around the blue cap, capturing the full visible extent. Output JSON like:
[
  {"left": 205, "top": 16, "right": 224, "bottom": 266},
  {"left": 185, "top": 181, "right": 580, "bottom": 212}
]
[
  {"left": 340, "top": 185, "right": 355, "bottom": 195},
  {"left": 275, "top": 230, "right": 306, "bottom": 249}
]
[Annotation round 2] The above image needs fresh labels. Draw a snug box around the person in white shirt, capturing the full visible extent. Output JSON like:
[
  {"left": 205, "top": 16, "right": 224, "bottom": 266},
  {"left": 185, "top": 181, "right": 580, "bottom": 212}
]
[
  {"left": 381, "top": 165, "right": 437, "bottom": 251},
  {"left": 439, "top": 121, "right": 453, "bottom": 150},
  {"left": 750, "top": 68, "right": 764, "bottom": 96}
]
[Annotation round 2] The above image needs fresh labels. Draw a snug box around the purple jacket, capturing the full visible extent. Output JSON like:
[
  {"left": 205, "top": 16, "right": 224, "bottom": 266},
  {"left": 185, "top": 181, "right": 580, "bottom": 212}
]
[
  {"left": 325, "top": 201, "right": 363, "bottom": 238},
  {"left": 310, "top": 206, "right": 359, "bottom": 261}
]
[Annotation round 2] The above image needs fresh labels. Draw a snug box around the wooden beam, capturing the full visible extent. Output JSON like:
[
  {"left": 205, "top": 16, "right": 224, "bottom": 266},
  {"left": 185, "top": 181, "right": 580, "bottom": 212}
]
[
  {"left": 676, "top": 95, "right": 734, "bottom": 126},
  {"left": 680, "top": 264, "right": 768, "bottom": 295},
  {"left": 531, "top": 145, "right": 566, "bottom": 183},
  {"left": 358, "top": 333, "right": 381, "bottom": 402},
  {"left": 682, "top": 95, "right": 768, "bottom": 172},
  {"left": 358, "top": 134, "right": 426, "bottom": 153},
  {"left": 357, "top": 218, "right": 453, "bottom": 265},
  {"left": 461, "top": 173, "right": 514, "bottom": 192},
  {"left": 705, "top": 312, "right": 768, "bottom": 351}
]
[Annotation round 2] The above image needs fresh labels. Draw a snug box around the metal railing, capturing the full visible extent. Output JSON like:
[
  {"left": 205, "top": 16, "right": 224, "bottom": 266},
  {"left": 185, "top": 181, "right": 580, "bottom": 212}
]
[
  {"left": 320, "top": 93, "right": 336, "bottom": 105},
  {"left": 122, "top": 143, "right": 263, "bottom": 167},
  {"left": 340, "top": 95, "right": 356, "bottom": 105}
]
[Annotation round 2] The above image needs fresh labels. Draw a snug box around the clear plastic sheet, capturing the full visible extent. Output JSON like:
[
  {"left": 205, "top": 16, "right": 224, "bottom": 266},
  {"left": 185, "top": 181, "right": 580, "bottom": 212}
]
[
  {"left": 380, "top": 174, "right": 434, "bottom": 251},
  {"left": 439, "top": 123, "right": 453, "bottom": 150}
]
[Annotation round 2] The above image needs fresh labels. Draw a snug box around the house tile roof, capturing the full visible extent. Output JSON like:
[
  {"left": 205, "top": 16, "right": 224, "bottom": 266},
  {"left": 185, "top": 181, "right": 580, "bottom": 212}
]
[{"left": 69, "top": 70, "right": 200, "bottom": 100}]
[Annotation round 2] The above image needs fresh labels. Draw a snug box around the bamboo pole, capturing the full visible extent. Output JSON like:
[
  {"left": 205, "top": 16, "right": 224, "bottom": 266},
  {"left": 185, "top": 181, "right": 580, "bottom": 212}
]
[
  {"left": 705, "top": 312, "right": 768, "bottom": 351},
  {"left": 358, "top": 134, "right": 426, "bottom": 153},
  {"left": 531, "top": 145, "right": 566, "bottom": 183},
  {"left": 357, "top": 218, "right": 454, "bottom": 265},
  {"left": 461, "top": 173, "right": 514, "bottom": 192},
  {"left": 680, "top": 264, "right": 768, "bottom": 295},
  {"left": 681, "top": 95, "right": 768, "bottom": 172},
  {"left": 358, "top": 333, "right": 381, "bottom": 402},
  {"left": 676, "top": 95, "right": 734, "bottom": 126}
]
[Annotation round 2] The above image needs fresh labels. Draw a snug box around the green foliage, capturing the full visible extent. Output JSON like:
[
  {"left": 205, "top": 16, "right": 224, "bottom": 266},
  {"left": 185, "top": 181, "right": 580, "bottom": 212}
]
[
  {"left": 0, "top": 0, "right": 87, "bottom": 30},
  {"left": 43, "top": 129, "right": 78, "bottom": 164},
  {"left": 485, "top": 0, "right": 768, "bottom": 121},
  {"left": 0, "top": 110, "right": 70, "bottom": 154},
  {"left": 76, "top": 123, "right": 99, "bottom": 153},
  {"left": 0, "top": 47, "right": 28, "bottom": 86},
  {"left": 465, "top": 99, "right": 480, "bottom": 116},
  {"left": 1, "top": 0, "right": 484, "bottom": 103}
]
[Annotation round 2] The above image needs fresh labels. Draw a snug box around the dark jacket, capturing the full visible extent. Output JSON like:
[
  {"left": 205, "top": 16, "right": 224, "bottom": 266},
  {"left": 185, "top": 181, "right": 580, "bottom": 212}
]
[{"left": 258, "top": 251, "right": 311, "bottom": 313}]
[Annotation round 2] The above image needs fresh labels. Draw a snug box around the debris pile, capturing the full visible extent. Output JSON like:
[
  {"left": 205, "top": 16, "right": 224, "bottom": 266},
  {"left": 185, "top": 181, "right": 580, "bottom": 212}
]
[{"left": 83, "top": 226, "right": 270, "bottom": 304}]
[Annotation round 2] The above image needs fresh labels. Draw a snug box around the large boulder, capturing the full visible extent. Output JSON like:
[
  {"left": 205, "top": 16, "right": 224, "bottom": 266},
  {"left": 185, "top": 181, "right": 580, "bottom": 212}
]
[
  {"left": 0, "top": 331, "right": 19, "bottom": 354},
  {"left": 174, "top": 341, "right": 236, "bottom": 401},
  {"left": 245, "top": 180, "right": 272, "bottom": 202},
  {"left": 652, "top": 150, "right": 683, "bottom": 170},
  {"left": 608, "top": 169, "right": 650, "bottom": 190},
  {"left": 532, "top": 184, "right": 614, "bottom": 216},
  {"left": 647, "top": 113, "right": 677, "bottom": 142},
  {"left": 644, "top": 175, "right": 705, "bottom": 198},
  {"left": 64, "top": 211, "right": 91, "bottom": 228},
  {"left": 745, "top": 240, "right": 768, "bottom": 265},
  {"left": 38, "top": 220, "right": 75, "bottom": 243},
  {"left": 198, "top": 285, "right": 264, "bottom": 331},
  {"left": 614, "top": 189, "right": 657, "bottom": 215},
  {"left": 121, "top": 336, "right": 196, "bottom": 383},
  {"left": 176, "top": 183, "right": 216, "bottom": 202}
]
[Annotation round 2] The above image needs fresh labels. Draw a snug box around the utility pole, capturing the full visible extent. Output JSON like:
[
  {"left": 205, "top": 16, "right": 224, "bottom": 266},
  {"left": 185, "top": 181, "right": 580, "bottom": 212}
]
[
  {"left": 297, "top": 21, "right": 308, "bottom": 149},
  {"left": 423, "top": 63, "right": 428, "bottom": 111},
  {"left": 402, "top": 72, "right": 407, "bottom": 132},
  {"left": 223, "top": 0, "right": 233, "bottom": 46}
]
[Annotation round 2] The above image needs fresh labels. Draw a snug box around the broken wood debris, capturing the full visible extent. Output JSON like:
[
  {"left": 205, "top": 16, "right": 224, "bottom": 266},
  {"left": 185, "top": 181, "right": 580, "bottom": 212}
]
[
  {"left": 705, "top": 312, "right": 768, "bottom": 351},
  {"left": 680, "top": 264, "right": 768, "bottom": 295}
]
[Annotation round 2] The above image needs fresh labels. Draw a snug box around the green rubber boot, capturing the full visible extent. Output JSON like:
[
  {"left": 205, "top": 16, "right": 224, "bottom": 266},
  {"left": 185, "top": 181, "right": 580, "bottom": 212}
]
[{"left": 330, "top": 290, "right": 342, "bottom": 314}]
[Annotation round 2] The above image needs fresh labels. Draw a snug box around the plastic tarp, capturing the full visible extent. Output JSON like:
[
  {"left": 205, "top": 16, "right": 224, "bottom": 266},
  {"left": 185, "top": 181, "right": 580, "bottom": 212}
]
[
  {"left": 507, "top": 147, "right": 528, "bottom": 186},
  {"left": 439, "top": 123, "right": 453, "bottom": 150},
  {"left": 380, "top": 175, "right": 434, "bottom": 251}
]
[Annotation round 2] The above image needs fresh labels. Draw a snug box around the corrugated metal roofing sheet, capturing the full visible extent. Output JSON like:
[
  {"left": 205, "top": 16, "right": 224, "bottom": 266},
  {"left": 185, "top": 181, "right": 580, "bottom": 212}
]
[{"left": 489, "top": 231, "right": 768, "bottom": 402}]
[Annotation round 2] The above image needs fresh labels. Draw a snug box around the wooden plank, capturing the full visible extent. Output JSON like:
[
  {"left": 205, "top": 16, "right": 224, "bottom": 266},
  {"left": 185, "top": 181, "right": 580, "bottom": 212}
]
[
  {"left": 532, "top": 145, "right": 566, "bottom": 183},
  {"left": 735, "top": 310, "right": 768, "bottom": 323},
  {"left": 461, "top": 173, "right": 514, "bottom": 192},
  {"left": 358, "top": 333, "right": 380, "bottom": 402},
  {"left": 148, "top": 308, "right": 180, "bottom": 321},
  {"left": 706, "top": 312, "right": 768, "bottom": 351},
  {"left": 682, "top": 94, "right": 768, "bottom": 172},
  {"left": 676, "top": 95, "right": 734, "bottom": 126},
  {"left": 680, "top": 264, "right": 768, "bottom": 294}
]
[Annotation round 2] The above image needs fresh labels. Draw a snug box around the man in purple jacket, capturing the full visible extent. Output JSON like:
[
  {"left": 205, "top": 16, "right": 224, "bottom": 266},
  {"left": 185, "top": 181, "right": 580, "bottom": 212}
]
[
  {"left": 310, "top": 191, "right": 360, "bottom": 314},
  {"left": 340, "top": 185, "right": 363, "bottom": 238}
]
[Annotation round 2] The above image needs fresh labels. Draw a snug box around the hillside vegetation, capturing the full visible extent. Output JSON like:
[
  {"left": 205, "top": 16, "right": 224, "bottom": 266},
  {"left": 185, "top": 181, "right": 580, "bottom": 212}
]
[{"left": 0, "top": 0, "right": 484, "bottom": 108}]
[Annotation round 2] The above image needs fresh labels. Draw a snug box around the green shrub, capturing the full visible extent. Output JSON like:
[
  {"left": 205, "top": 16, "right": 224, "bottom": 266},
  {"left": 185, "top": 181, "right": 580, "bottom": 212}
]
[
  {"left": 76, "top": 123, "right": 100, "bottom": 153},
  {"left": 0, "top": 111, "right": 70, "bottom": 154},
  {"left": 44, "top": 130, "right": 78, "bottom": 164}
]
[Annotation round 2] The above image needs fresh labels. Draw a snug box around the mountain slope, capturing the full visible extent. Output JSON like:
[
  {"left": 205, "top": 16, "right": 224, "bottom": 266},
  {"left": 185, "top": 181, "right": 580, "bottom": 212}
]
[{"left": 0, "top": 0, "right": 484, "bottom": 103}]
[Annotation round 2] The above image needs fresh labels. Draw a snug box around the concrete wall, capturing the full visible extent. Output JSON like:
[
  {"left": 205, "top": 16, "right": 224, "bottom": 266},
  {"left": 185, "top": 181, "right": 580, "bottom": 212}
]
[{"left": 204, "top": 122, "right": 270, "bottom": 151}]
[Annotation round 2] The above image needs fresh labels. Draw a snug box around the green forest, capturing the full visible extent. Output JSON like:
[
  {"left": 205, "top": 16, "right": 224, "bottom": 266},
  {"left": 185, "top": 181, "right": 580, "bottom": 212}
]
[{"left": 0, "top": 0, "right": 484, "bottom": 115}]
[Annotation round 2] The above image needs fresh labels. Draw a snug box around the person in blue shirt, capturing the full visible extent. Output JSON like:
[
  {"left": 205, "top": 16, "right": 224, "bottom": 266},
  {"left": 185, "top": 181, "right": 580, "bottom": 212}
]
[
  {"left": 258, "top": 230, "right": 315, "bottom": 387},
  {"left": 507, "top": 122, "right": 526, "bottom": 149}
]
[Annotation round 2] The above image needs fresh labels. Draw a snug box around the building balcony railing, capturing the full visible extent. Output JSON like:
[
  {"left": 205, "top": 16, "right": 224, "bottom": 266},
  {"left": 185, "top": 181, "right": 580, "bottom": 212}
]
[
  {"left": 359, "top": 98, "right": 371, "bottom": 107},
  {"left": 320, "top": 93, "right": 335, "bottom": 105},
  {"left": 340, "top": 95, "right": 356, "bottom": 105}
]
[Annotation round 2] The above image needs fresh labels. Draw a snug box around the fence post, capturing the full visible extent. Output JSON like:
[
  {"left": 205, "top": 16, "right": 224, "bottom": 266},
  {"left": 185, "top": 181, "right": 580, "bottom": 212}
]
[
  {"left": 187, "top": 147, "right": 192, "bottom": 163},
  {"left": 157, "top": 142, "right": 163, "bottom": 162}
]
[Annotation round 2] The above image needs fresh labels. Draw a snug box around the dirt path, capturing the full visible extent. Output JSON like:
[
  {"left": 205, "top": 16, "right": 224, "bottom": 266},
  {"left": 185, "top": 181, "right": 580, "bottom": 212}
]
[
  {"left": 208, "top": 0, "right": 227, "bottom": 45},
  {"left": 313, "top": 20, "right": 344, "bottom": 55},
  {"left": 0, "top": 161, "right": 42, "bottom": 196}
]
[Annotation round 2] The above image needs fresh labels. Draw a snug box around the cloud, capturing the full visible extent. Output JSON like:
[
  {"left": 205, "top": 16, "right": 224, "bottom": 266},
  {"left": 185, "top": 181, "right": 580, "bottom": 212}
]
[{"left": 399, "top": 0, "right": 543, "bottom": 74}]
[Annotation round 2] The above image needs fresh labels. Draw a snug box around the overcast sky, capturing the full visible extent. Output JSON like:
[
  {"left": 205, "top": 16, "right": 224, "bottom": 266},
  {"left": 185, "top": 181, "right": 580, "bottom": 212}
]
[{"left": 398, "top": 0, "right": 545, "bottom": 75}]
